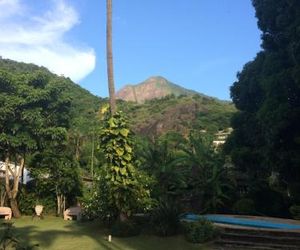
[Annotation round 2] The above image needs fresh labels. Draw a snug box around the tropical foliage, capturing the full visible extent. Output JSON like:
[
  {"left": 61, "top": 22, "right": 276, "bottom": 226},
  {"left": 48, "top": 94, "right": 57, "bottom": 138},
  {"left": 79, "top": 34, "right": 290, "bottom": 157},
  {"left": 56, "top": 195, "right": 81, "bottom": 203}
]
[
  {"left": 99, "top": 109, "right": 152, "bottom": 220},
  {"left": 182, "top": 219, "right": 218, "bottom": 243},
  {"left": 151, "top": 199, "right": 181, "bottom": 237}
]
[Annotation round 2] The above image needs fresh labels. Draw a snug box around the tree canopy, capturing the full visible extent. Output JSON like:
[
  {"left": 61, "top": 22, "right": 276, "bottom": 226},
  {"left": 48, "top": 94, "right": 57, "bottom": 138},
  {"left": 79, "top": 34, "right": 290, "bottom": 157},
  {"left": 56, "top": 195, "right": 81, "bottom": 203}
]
[
  {"left": 226, "top": 0, "right": 300, "bottom": 187},
  {"left": 0, "top": 63, "right": 75, "bottom": 216},
  {"left": 0, "top": 69, "right": 71, "bottom": 156}
]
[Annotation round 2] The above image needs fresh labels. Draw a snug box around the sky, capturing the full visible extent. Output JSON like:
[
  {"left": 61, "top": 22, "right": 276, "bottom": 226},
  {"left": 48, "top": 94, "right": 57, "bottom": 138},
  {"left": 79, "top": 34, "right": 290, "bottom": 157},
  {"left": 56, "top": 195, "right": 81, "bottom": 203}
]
[{"left": 0, "top": 0, "right": 262, "bottom": 100}]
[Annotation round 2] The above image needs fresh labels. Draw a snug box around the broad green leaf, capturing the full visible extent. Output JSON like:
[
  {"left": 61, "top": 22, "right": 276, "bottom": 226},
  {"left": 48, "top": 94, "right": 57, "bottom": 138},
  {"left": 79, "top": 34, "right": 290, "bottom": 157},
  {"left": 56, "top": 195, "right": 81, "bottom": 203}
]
[
  {"left": 115, "top": 147, "right": 124, "bottom": 156},
  {"left": 120, "top": 128, "right": 129, "bottom": 137},
  {"left": 124, "top": 143, "right": 132, "bottom": 153},
  {"left": 123, "top": 153, "right": 132, "bottom": 161}
]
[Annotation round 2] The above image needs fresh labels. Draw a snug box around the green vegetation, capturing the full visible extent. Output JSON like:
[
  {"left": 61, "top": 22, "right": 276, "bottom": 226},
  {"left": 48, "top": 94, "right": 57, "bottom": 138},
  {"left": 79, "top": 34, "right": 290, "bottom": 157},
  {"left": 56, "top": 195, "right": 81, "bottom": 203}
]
[
  {"left": 151, "top": 199, "right": 180, "bottom": 237},
  {"left": 0, "top": 58, "right": 102, "bottom": 171},
  {"left": 0, "top": 222, "right": 38, "bottom": 249},
  {"left": 120, "top": 94, "right": 236, "bottom": 137},
  {"left": 225, "top": 0, "right": 300, "bottom": 217},
  {"left": 0, "top": 1, "right": 299, "bottom": 248},
  {"left": 0, "top": 217, "right": 212, "bottom": 250},
  {"left": 0, "top": 62, "right": 72, "bottom": 217},
  {"left": 99, "top": 109, "right": 152, "bottom": 220},
  {"left": 0, "top": 59, "right": 228, "bottom": 243},
  {"left": 182, "top": 219, "right": 218, "bottom": 244}
]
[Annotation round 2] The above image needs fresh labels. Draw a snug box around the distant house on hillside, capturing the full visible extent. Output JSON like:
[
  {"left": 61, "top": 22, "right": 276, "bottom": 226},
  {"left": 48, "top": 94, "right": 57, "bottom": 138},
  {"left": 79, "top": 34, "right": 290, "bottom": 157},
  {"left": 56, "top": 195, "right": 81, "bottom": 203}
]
[
  {"left": 0, "top": 161, "right": 32, "bottom": 184},
  {"left": 213, "top": 127, "right": 233, "bottom": 147}
]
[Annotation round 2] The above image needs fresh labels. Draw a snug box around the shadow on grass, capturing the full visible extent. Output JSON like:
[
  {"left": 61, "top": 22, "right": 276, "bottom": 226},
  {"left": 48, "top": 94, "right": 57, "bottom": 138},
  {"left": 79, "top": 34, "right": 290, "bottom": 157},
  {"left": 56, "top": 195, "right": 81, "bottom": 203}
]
[
  {"left": 0, "top": 218, "right": 211, "bottom": 250},
  {"left": 0, "top": 218, "right": 120, "bottom": 250}
]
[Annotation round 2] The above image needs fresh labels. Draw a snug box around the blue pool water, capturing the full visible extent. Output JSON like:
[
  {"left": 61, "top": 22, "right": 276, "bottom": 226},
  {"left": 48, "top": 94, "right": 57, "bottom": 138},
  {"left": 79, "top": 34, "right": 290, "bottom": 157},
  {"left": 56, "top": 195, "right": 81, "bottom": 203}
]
[{"left": 182, "top": 214, "right": 300, "bottom": 230}]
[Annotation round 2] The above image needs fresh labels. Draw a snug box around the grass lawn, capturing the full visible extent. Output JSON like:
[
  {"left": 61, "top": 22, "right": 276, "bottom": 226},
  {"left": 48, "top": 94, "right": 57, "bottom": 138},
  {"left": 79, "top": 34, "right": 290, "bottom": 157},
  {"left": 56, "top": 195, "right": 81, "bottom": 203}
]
[{"left": 0, "top": 216, "right": 215, "bottom": 250}]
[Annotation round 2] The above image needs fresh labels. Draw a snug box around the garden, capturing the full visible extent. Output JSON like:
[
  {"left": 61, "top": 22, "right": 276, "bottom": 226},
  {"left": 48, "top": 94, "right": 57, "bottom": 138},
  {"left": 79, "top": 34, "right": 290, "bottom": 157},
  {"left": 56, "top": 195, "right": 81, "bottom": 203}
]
[{"left": 0, "top": 0, "right": 300, "bottom": 249}]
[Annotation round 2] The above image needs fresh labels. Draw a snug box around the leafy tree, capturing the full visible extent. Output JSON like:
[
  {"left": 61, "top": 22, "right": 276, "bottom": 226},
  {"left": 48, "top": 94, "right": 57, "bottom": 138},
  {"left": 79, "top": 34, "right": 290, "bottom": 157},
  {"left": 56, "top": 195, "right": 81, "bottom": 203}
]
[
  {"left": 226, "top": 0, "right": 300, "bottom": 197},
  {"left": 0, "top": 69, "right": 71, "bottom": 217},
  {"left": 29, "top": 146, "right": 82, "bottom": 216},
  {"left": 99, "top": 109, "right": 152, "bottom": 221},
  {"left": 67, "top": 91, "right": 100, "bottom": 170}
]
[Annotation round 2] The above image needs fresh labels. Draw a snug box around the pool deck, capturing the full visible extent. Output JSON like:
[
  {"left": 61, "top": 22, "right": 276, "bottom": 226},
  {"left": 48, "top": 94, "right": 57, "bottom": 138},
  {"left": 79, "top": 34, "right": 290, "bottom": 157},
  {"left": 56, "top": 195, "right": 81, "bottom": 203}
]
[
  {"left": 211, "top": 214, "right": 300, "bottom": 233},
  {"left": 211, "top": 215, "right": 300, "bottom": 249}
]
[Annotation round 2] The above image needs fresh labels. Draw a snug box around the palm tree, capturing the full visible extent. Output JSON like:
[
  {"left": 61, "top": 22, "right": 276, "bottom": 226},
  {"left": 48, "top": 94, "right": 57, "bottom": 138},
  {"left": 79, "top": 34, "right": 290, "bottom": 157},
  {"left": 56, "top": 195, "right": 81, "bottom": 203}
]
[
  {"left": 203, "top": 164, "right": 233, "bottom": 213},
  {"left": 178, "top": 132, "right": 229, "bottom": 211},
  {"left": 139, "top": 139, "right": 188, "bottom": 198},
  {"left": 106, "top": 0, "right": 116, "bottom": 114}
]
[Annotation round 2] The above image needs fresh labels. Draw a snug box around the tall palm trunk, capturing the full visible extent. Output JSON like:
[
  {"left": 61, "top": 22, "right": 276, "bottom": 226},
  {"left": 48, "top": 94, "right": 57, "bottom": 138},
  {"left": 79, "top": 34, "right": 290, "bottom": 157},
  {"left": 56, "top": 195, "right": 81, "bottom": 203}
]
[
  {"left": 106, "top": 0, "right": 127, "bottom": 222},
  {"left": 106, "top": 0, "right": 116, "bottom": 115}
]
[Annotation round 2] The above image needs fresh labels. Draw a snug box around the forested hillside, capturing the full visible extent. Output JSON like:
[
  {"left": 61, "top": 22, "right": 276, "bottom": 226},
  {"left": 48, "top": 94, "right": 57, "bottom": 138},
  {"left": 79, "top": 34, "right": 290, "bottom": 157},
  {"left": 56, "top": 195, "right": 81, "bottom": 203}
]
[
  {"left": 0, "top": 58, "right": 102, "bottom": 133},
  {"left": 0, "top": 58, "right": 236, "bottom": 141},
  {"left": 119, "top": 94, "right": 235, "bottom": 137},
  {"left": 0, "top": 58, "right": 102, "bottom": 169}
]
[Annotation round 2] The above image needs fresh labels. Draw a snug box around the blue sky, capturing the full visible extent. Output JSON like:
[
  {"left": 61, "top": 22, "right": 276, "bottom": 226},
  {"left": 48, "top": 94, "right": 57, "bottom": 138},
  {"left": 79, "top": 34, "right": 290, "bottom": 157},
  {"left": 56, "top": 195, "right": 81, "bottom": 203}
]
[{"left": 0, "top": 0, "right": 261, "bottom": 100}]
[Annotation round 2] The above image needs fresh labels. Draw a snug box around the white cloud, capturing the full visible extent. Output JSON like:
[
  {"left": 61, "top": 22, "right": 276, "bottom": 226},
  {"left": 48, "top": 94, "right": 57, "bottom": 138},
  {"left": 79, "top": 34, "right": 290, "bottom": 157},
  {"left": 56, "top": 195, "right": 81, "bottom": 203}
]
[{"left": 0, "top": 0, "right": 95, "bottom": 82}]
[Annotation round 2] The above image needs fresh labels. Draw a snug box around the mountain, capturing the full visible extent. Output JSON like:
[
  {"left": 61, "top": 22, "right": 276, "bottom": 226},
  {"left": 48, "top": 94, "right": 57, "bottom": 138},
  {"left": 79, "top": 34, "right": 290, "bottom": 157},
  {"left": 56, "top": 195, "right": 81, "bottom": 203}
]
[
  {"left": 0, "top": 58, "right": 236, "bottom": 138},
  {"left": 116, "top": 76, "right": 199, "bottom": 103},
  {"left": 115, "top": 76, "right": 236, "bottom": 136}
]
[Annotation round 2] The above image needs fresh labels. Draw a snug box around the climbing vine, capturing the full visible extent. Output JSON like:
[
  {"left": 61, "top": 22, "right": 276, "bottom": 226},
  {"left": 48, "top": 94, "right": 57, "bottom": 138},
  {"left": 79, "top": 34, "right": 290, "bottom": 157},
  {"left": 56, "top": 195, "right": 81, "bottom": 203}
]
[{"left": 99, "top": 108, "right": 152, "bottom": 219}]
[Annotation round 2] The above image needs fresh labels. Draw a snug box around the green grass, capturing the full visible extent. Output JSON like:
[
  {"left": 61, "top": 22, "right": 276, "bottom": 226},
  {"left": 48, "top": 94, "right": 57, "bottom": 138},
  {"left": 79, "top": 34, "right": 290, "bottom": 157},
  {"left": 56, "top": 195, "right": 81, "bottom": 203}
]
[{"left": 0, "top": 217, "right": 214, "bottom": 250}]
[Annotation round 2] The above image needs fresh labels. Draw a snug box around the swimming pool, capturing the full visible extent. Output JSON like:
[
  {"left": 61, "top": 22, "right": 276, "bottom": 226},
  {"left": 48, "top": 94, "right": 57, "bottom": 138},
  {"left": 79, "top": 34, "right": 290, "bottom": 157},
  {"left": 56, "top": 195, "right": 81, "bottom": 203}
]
[{"left": 182, "top": 214, "right": 300, "bottom": 230}]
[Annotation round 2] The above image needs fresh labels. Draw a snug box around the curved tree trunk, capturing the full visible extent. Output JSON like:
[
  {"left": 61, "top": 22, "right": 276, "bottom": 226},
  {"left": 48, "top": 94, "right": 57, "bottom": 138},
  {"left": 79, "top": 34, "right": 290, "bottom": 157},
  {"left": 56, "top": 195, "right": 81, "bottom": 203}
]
[
  {"left": 5, "top": 155, "right": 23, "bottom": 218},
  {"left": 106, "top": 0, "right": 116, "bottom": 115},
  {"left": 9, "top": 198, "right": 21, "bottom": 218}
]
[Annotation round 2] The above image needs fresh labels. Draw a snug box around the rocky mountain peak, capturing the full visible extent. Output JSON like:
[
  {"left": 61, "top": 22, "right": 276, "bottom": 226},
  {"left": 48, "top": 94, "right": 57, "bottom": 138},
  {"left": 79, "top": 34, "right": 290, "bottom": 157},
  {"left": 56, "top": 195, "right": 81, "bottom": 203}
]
[{"left": 116, "top": 76, "right": 198, "bottom": 103}]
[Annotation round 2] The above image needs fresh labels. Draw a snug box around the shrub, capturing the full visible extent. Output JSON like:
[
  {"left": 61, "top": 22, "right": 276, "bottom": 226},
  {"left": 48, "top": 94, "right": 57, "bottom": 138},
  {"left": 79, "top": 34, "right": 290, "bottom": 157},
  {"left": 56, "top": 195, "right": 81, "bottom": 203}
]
[
  {"left": 18, "top": 187, "right": 56, "bottom": 215},
  {"left": 80, "top": 191, "right": 102, "bottom": 221},
  {"left": 289, "top": 205, "right": 300, "bottom": 220},
  {"left": 232, "top": 198, "right": 255, "bottom": 215},
  {"left": 182, "top": 219, "right": 218, "bottom": 243},
  {"left": 80, "top": 187, "right": 118, "bottom": 223},
  {"left": 151, "top": 200, "right": 180, "bottom": 237},
  {"left": 111, "top": 220, "right": 140, "bottom": 237},
  {"left": 80, "top": 168, "right": 118, "bottom": 223}
]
